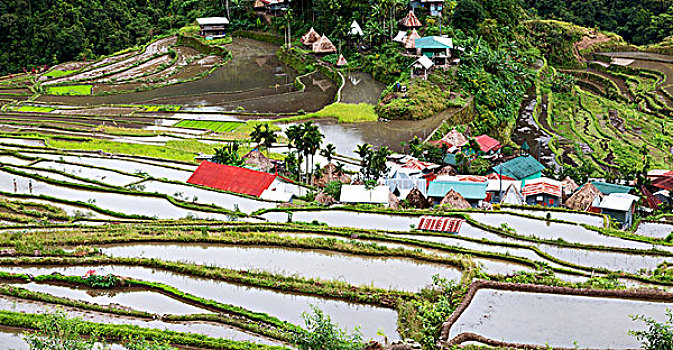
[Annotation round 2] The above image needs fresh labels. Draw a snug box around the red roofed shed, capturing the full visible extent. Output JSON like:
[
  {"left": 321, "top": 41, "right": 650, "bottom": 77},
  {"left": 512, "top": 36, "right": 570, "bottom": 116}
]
[
  {"left": 474, "top": 135, "right": 502, "bottom": 153},
  {"left": 187, "top": 161, "right": 276, "bottom": 197}
]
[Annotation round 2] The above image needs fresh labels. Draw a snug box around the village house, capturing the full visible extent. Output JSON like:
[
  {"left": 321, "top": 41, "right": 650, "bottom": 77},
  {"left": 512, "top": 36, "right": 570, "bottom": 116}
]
[
  {"left": 598, "top": 193, "right": 640, "bottom": 229},
  {"left": 384, "top": 167, "right": 428, "bottom": 198},
  {"left": 521, "top": 177, "right": 563, "bottom": 207},
  {"left": 410, "top": 55, "right": 434, "bottom": 80},
  {"left": 591, "top": 181, "right": 634, "bottom": 196},
  {"left": 410, "top": 0, "right": 445, "bottom": 16},
  {"left": 427, "top": 180, "right": 487, "bottom": 207},
  {"left": 486, "top": 178, "right": 521, "bottom": 203},
  {"left": 253, "top": 0, "right": 288, "bottom": 13},
  {"left": 565, "top": 182, "right": 603, "bottom": 212},
  {"left": 414, "top": 36, "right": 453, "bottom": 66},
  {"left": 500, "top": 184, "right": 525, "bottom": 205},
  {"left": 491, "top": 155, "right": 545, "bottom": 181},
  {"left": 196, "top": 17, "right": 229, "bottom": 38},
  {"left": 187, "top": 161, "right": 304, "bottom": 202},
  {"left": 474, "top": 135, "right": 502, "bottom": 156}
]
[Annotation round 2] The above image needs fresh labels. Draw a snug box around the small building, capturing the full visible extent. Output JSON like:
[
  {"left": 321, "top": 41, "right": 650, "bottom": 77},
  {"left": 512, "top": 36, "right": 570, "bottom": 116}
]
[
  {"left": 427, "top": 180, "right": 487, "bottom": 207},
  {"left": 196, "top": 17, "right": 229, "bottom": 38},
  {"left": 411, "top": 0, "right": 445, "bottom": 16},
  {"left": 403, "top": 29, "right": 421, "bottom": 50},
  {"left": 312, "top": 35, "right": 337, "bottom": 54},
  {"left": 591, "top": 181, "right": 634, "bottom": 196},
  {"left": 439, "top": 189, "right": 472, "bottom": 209},
  {"left": 521, "top": 178, "right": 562, "bottom": 207},
  {"left": 194, "top": 153, "right": 214, "bottom": 163},
  {"left": 599, "top": 193, "right": 640, "bottom": 229},
  {"left": 301, "top": 27, "right": 321, "bottom": 46},
  {"left": 416, "top": 215, "right": 464, "bottom": 233},
  {"left": 414, "top": 36, "right": 453, "bottom": 66},
  {"left": 336, "top": 54, "right": 348, "bottom": 67},
  {"left": 474, "top": 135, "right": 501, "bottom": 155},
  {"left": 490, "top": 155, "right": 545, "bottom": 181},
  {"left": 187, "top": 161, "right": 304, "bottom": 201},
  {"left": 393, "top": 31, "right": 408, "bottom": 43},
  {"left": 486, "top": 179, "right": 521, "bottom": 203},
  {"left": 399, "top": 11, "right": 423, "bottom": 30},
  {"left": 441, "top": 129, "right": 469, "bottom": 149},
  {"left": 242, "top": 149, "right": 273, "bottom": 172},
  {"left": 350, "top": 20, "right": 364, "bottom": 37},
  {"left": 565, "top": 182, "right": 603, "bottom": 212},
  {"left": 410, "top": 55, "right": 434, "bottom": 80},
  {"left": 340, "top": 185, "right": 391, "bottom": 206},
  {"left": 384, "top": 168, "right": 427, "bottom": 198},
  {"left": 500, "top": 184, "right": 525, "bottom": 205},
  {"left": 253, "top": 0, "right": 288, "bottom": 13}
]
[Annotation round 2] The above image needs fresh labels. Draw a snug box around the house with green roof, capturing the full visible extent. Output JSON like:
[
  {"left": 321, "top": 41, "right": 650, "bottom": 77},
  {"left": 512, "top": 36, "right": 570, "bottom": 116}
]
[
  {"left": 590, "top": 181, "right": 634, "bottom": 195},
  {"left": 490, "top": 155, "right": 545, "bottom": 181},
  {"left": 414, "top": 36, "right": 453, "bottom": 66},
  {"left": 427, "top": 180, "right": 487, "bottom": 207}
]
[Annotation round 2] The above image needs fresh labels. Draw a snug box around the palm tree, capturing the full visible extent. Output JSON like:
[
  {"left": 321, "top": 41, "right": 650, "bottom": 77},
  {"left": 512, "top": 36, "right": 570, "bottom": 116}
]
[
  {"left": 302, "top": 122, "right": 324, "bottom": 185},
  {"left": 320, "top": 143, "right": 337, "bottom": 181},
  {"left": 356, "top": 143, "right": 372, "bottom": 180},
  {"left": 260, "top": 125, "right": 278, "bottom": 157}
]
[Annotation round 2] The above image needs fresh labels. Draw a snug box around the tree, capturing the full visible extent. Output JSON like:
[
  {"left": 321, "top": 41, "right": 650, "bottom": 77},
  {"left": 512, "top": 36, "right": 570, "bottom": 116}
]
[
  {"left": 630, "top": 309, "right": 673, "bottom": 350},
  {"left": 212, "top": 141, "right": 244, "bottom": 166},
  {"left": 320, "top": 143, "right": 337, "bottom": 180},
  {"left": 292, "top": 306, "right": 364, "bottom": 350},
  {"left": 250, "top": 123, "right": 277, "bottom": 156}
]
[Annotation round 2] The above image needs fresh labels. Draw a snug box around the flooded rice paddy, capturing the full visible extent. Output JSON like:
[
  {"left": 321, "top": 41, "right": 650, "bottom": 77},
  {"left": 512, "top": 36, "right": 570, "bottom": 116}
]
[
  {"left": 99, "top": 243, "right": 462, "bottom": 292},
  {"left": 0, "top": 265, "right": 398, "bottom": 341},
  {"left": 448, "top": 288, "right": 673, "bottom": 349},
  {"left": 340, "top": 72, "right": 386, "bottom": 105},
  {"left": 635, "top": 221, "right": 673, "bottom": 240}
]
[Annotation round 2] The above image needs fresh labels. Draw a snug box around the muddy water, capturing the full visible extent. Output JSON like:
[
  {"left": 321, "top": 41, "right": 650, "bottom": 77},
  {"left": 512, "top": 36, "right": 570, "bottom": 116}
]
[
  {"left": 20, "top": 153, "right": 194, "bottom": 182},
  {"left": 507, "top": 209, "right": 604, "bottom": 227},
  {"left": 510, "top": 87, "right": 555, "bottom": 167},
  {"left": 99, "top": 243, "right": 462, "bottom": 292},
  {"left": 0, "top": 265, "right": 398, "bottom": 341},
  {"left": 0, "top": 294, "right": 284, "bottom": 346},
  {"left": 340, "top": 72, "right": 386, "bottom": 105},
  {"left": 33, "top": 161, "right": 141, "bottom": 187},
  {"left": 635, "top": 221, "right": 673, "bottom": 239},
  {"left": 467, "top": 212, "right": 653, "bottom": 250},
  {"left": 280, "top": 108, "right": 455, "bottom": 157},
  {"left": 0, "top": 170, "right": 231, "bottom": 220},
  {"left": 139, "top": 181, "right": 274, "bottom": 214},
  {"left": 11, "top": 283, "right": 209, "bottom": 315},
  {"left": 448, "top": 288, "right": 673, "bottom": 349},
  {"left": 261, "top": 210, "right": 418, "bottom": 231}
]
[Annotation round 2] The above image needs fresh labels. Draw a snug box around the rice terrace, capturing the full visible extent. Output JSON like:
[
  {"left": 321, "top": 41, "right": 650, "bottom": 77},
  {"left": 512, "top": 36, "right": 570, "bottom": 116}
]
[{"left": 2, "top": 0, "right": 673, "bottom": 350}]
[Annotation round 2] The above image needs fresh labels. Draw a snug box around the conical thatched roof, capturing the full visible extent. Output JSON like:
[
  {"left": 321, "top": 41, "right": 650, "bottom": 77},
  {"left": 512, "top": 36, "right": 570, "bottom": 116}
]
[
  {"left": 336, "top": 54, "right": 348, "bottom": 67},
  {"left": 253, "top": 0, "right": 266, "bottom": 8},
  {"left": 301, "top": 27, "right": 321, "bottom": 46},
  {"left": 315, "top": 191, "right": 334, "bottom": 206},
  {"left": 242, "top": 149, "right": 273, "bottom": 172},
  {"left": 388, "top": 191, "right": 401, "bottom": 210},
  {"left": 562, "top": 176, "right": 579, "bottom": 195},
  {"left": 435, "top": 165, "right": 457, "bottom": 176},
  {"left": 500, "top": 184, "right": 524, "bottom": 205},
  {"left": 400, "top": 11, "right": 422, "bottom": 28},
  {"left": 312, "top": 35, "right": 337, "bottom": 54},
  {"left": 313, "top": 163, "right": 351, "bottom": 187},
  {"left": 441, "top": 129, "right": 468, "bottom": 148},
  {"left": 565, "top": 183, "right": 602, "bottom": 211},
  {"left": 439, "top": 189, "right": 471, "bottom": 209},
  {"left": 403, "top": 29, "right": 421, "bottom": 49},
  {"left": 405, "top": 187, "right": 430, "bottom": 209}
]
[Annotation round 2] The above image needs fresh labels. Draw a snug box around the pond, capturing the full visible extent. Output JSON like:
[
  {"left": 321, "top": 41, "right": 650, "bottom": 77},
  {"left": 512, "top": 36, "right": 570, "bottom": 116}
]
[
  {"left": 99, "top": 243, "right": 462, "bottom": 292},
  {"left": 447, "top": 288, "right": 673, "bottom": 349},
  {"left": 0, "top": 265, "right": 398, "bottom": 341},
  {"left": 0, "top": 170, "right": 231, "bottom": 220},
  {"left": 340, "top": 72, "right": 386, "bottom": 105}
]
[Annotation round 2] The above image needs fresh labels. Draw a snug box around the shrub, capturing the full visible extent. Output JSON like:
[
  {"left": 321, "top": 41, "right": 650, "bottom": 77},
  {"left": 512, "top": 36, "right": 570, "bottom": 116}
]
[
  {"left": 292, "top": 306, "right": 365, "bottom": 350},
  {"left": 630, "top": 309, "right": 673, "bottom": 350}
]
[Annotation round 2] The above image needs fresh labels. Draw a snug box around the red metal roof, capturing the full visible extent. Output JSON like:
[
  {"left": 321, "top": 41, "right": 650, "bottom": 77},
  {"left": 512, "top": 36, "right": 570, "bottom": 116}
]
[
  {"left": 400, "top": 11, "right": 422, "bottom": 28},
  {"left": 486, "top": 173, "right": 516, "bottom": 181},
  {"left": 475, "top": 135, "right": 502, "bottom": 153},
  {"left": 417, "top": 216, "right": 464, "bottom": 233},
  {"left": 457, "top": 175, "right": 488, "bottom": 182},
  {"left": 521, "top": 181, "right": 562, "bottom": 198},
  {"left": 653, "top": 175, "right": 673, "bottom": 191},
  {"left": 187, "top": 161, "right": 276, "bottom": 197},
  {"left": 428, "top": 139, "right": 453, "bottom": 148}
]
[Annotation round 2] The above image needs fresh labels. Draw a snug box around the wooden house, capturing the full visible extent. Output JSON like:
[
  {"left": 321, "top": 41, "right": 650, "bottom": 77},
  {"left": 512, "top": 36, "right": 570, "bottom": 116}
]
[
  {"left": 427, "top": 180, "right": 487, "bottom": 207},
  {"left": 521, "top": 178, "right": 562, "bottom": 207},
  {"left": 410, "top": 55, "right": 434, "bottom": 80},
  {"left": 196, "top": 17, "right": 229, "bottom": 38},
  {"left": 599, "top": 193, "right": 640, "bottom": 229},
  {"left": 414, "top": 36, "right": 453, "bottom": 66}
]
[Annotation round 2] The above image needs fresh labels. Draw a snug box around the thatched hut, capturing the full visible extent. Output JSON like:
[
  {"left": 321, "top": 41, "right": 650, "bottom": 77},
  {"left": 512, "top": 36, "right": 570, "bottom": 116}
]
[
  {"left": 312, "top": 35, "right": 337, "bottom": 54},
  {"left": 313, "top": 163, "right": 351, "bottom": 187},
  {"left": 399, "top": 11, "right": 422, "bottom": 29},
  {"left": 403, "top": 29, "right": 421, "bottom": 49},
  {"left": 242, "top": 149, "right": 273, "bottom": 172},
  {"left": 562, "top": 176, "right": 579, "bottom": 197},
  {"left": 441, "top": 129, "right": 469, "bottom": 148},
  {"left": 301, "top": 27, "right": 321, "bottom": 46},
  {"left": 405, "top": 187, "right": 431, "bottom": 209},
  {"left": 388, "top": 191, "right": 401, "bottom": 210},
  {"left": 435, "top": 165, "right": 457, "bottom": 176},
  {"left": 315, "top": 191, "right": 334, "bottom": 206},
  {"left": 336, "top": 54, "right": 348, "bottom": 67},
  {"left": 439, "top": 189, "right": 471, "bottom": 209},
  {"left": 565, "top": 183, "right": 603, "bottom": 211}
]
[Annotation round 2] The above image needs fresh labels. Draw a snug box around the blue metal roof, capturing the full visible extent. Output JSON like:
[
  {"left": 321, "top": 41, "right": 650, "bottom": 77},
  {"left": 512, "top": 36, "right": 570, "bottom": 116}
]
[
  {"left": 427, "top": 180, "right": 487, "bottom": 200},
  {"left": 491, "top": 155, "right": 545, "bottom": 180},
  {"left": 415, "top": 36, "right": 453, "bottom": 50}
]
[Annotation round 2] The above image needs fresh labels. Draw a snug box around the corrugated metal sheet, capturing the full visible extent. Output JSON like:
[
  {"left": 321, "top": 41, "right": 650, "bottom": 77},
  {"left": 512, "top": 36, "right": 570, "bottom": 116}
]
[
  {"left": 417, "top": 216, "right": 464, "bottom": 233},
  {"left": 187, "top": 161, "right": 275, "bottom": 197},
  {"left": 427, "top": 180, "right": 487, "bottom": 200}
]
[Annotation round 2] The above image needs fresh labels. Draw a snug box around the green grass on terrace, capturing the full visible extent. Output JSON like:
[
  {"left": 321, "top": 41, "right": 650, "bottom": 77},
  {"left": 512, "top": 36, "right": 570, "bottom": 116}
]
[
  {"left": 42, "top": 70, "right": 75, "bottom": 78},
  {"left": 16, "top": 106, "right": 55, "bottom": 113},
  {"left": 45, "top": 85, "right": 92, "bottom": 95},
  {"left": 174, "top": 120, "right": 243, "bottom": 133}
]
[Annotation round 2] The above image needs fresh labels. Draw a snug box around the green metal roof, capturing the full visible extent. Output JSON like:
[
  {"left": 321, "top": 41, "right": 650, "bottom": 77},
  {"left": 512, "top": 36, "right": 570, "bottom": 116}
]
[
  {"left": 415, "top": 36, "right": 453, "bottom": 50},
  {"left": 491, "top": 155, "right": 545, "bottom": 180},
  {"left": 590, "top": 181, "right": 633, "bottom": 195},
  {"left": 427, "top": 181, "right": 487, "bottom": 200}
]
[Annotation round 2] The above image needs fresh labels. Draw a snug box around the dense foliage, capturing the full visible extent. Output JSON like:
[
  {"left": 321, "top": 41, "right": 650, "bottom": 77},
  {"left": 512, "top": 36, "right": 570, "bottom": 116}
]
[
  {"left": 292, "top": 306, "right": 364, "bottom": 350},
  {"left": 524, "top": 0, "right": 673, "bottom": 45}
]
